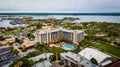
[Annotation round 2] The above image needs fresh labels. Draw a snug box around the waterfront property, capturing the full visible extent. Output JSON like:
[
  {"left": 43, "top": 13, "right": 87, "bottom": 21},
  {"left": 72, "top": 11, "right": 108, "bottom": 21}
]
[
  {"left": 60, "top": 52, "right": 94, "bottom": 67},
  {"left": 78, "top": 47, "right": 112, "bottom": 66},
  {"left": 35, "top": 27, "right": 84, "bottom": 44}
]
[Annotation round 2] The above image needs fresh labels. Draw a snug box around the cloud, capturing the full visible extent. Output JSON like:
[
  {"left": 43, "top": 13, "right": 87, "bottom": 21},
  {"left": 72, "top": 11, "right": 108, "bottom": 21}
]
[{"left": 0, "top": 0, "right": 120, "bottom": 12}]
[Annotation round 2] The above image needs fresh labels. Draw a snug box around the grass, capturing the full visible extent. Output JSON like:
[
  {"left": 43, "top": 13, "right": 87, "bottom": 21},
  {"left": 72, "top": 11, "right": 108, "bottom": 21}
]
[{"left": 92, "top": 42, "right": 120, "bottom": 57}]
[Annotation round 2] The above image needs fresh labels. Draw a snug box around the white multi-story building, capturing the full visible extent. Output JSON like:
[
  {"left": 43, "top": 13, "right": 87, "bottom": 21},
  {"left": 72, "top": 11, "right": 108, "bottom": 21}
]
[{"left": 35, "top": 28, "right": 84, "bottom": 44}]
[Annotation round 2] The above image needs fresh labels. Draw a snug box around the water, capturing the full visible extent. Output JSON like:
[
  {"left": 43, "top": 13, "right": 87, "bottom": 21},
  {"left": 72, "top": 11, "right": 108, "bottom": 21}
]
[
  {"left": 0, "top": 15, "right": 120, "bottom": 28},
  {"left": 0, "top": 20, "right": 25, "bottom": 28},
  {"left": 64, "top": 43, "right": 75, "bottom": 50}
]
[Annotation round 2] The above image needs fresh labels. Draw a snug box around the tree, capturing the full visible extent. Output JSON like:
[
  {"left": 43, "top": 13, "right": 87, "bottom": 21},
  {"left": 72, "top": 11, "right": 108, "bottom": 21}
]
[
  {"left": 29, "top": 59, "right": 35, "bottom": 66},
  {"left": 27, "top": 33, "right": 35, "bottom": 39},
  {"left": 39, "top": 58, "right": 46, "bottom": 62},
  {"left": 15, "top": 37, "right": 23, "bottom": 44},
  {"left": 35, "top": 42, "right": 43, "bottom": 49},
  {"left": 13, "top": 49, "right": 19, "bottom": 55},
  {"left": 49, "top": 54, "right": 56, "bottom": 61},
  {"left": 0, "top": 36, "right": 5, "bottom": 41},
  {"left": 90, "top": 58, "right": 98, "bottom": 65},
  {"left": 36, "top": 23, "right": 42, "bottom": 29},
  {"left": 50, "top": 47, "right": 63, "bottom": 60},
  {"left": 9, "top": 57, "right": 32, "bottom": 67},
  {"left": 26, "top": 50, "right": 41, "bottom": 58}
]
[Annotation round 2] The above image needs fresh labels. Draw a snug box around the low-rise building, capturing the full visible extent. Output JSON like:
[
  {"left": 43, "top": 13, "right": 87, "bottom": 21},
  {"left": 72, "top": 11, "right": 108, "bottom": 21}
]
[
  {"left": 0, "top": 41, "right": 8, "bottom": 45},
  {"left": 21, "top": 41, "right": 35, "bottom": 50},
  {"left": 78, "top": 48, "right": 112, "bottom": 66},
  {"left": 5, "top": 37, "right": 15, "bottom": 43},
  {"left": 61, "top": 52, "right": 94, "bottom": 67},
  {"left": 32, "top": 60, "right": 52, "bottom": 67},
  {"left": 29, "top": 53, "right": 53, "bottom": 62},
  {"left": 0, "top": 37, "right": 15, "bottom": 45}
]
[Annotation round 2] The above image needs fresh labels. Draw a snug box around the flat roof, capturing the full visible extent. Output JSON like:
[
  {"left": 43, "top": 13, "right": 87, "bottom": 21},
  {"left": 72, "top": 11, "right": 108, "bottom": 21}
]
[
  {"left": 29, "top": 53, "right": 53, "bottom": 62},
  {"left": 32, "top": 60, "right": 52, "bottom": 67},
  {"left": 38, "top": 27, "right": 84, "bottom": 34}
]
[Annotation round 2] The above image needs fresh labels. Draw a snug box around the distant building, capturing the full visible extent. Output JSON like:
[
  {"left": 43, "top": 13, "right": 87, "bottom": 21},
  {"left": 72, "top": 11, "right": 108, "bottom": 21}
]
[
  {"left": 78, "top": 48, "right": 112, "bottom": 66},
  {"left": 35, "top": 28, "right": 84, "bottom": 44},
  {"left": 61, "top": 52, "right": 94, "bottom": 67}
]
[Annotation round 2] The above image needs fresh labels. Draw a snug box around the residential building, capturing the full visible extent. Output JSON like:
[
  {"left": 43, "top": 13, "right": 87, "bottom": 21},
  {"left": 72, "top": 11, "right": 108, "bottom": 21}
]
[
  {"left": 61, "top": 52, "right": 94, "bottom": 67},
  {"left": 32, "top": 60, "right": 52, "bottom": 67},
  {"left": 29, "top": 53, "right": 53, "bottom": 62},
  {"left": 78, "top": 48, "right": 112, "bottom": 66},
  {"left": 35, "top": 28, "right": 84, "bottom": 44}
]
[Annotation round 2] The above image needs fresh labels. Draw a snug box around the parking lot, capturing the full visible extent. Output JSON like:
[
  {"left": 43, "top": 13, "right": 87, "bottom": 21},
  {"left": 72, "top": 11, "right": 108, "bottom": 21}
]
[{"left": 0, "top": 47, "right": 19, "bottom": 66}]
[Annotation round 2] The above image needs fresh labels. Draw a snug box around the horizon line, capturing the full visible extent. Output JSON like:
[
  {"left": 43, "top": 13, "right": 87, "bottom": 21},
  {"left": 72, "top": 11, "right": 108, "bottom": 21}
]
[{"left": 0, "top": 12, "right": 120, "bottom": 15}]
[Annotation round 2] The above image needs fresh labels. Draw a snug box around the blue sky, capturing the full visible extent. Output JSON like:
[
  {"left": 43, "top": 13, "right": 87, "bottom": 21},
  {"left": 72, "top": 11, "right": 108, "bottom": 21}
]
[{"left": 0, "top": 0, "right": 120, "bottom": 13}]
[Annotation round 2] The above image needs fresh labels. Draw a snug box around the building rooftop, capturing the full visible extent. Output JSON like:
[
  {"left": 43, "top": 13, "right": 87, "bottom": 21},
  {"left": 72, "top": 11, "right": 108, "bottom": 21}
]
[
  {"left": 29, "top": 53, "right": 53, "bottom": 62},
  {"left": 38, "top": 27, "right": 84, "bottom": 34},
  {"left": 78, "top": 48, "right": 111, "bottom": 65},
  {"left": 61, "top": 52, "right": 93, "bottom": 67},
  {"left": 32, "top": 60, "right": 52, "bottom": 67},
  {"left": 0, "top": 47, "right": 19, "bottom": 67},
  {"left": 22, "top": 41, "right": 35, "bottom": 48}
]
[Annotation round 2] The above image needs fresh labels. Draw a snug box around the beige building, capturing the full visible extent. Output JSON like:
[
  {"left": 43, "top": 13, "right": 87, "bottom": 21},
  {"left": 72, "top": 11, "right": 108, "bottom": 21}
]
[
  {"left": 21, "top": 41, "right": 35, "bottom": 49},
  {"left": 0, "top": 37, "right": 15, "bottom": 45},
  {"left": 35, "top": 28, "right": 84, "bottom": 44}
]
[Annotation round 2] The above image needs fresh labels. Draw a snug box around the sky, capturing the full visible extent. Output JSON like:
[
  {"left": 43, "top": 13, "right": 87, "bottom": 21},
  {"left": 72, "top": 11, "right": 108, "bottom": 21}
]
[{"left": 0, "top": 0, "right": 120, "bottom": 13}]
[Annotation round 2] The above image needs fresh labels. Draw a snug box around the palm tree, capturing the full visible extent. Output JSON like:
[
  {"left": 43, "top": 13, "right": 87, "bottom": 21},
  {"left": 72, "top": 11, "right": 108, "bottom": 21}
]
[{"left": 50, "top": 47, "right": 62, "bottom": 61}]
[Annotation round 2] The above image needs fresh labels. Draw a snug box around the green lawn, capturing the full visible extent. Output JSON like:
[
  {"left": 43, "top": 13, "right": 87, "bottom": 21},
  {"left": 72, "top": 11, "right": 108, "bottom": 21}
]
[{"left": 92, "top": 42, "right": 120, "bottom": 57}]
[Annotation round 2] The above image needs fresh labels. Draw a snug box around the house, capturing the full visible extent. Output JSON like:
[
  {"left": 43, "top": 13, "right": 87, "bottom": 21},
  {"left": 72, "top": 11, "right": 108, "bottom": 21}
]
[
  {"left": 78, "top": 48, "right": 112, "bottom": 66},
  {"left": 32, "top": 60, "right": 52, "bottom": 67},
  {"left": 29, "top": 53, "right": 53, "bottom": 62}
]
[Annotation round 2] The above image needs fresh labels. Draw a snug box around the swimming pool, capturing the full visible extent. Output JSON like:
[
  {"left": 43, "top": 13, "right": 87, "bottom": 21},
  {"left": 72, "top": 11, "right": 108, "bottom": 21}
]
[{"left": 63, "top": 43, "right": 75, "bottom": 50}]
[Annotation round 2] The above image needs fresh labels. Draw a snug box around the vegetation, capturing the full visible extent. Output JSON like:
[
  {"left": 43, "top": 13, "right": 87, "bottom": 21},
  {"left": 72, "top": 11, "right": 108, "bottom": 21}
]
[
  {"left": 15, "top": 37, "right": 23, "bottom": 44},
  {"left": 26, "top": 50, "right": 41, "bottom": 58},
  {"left": 39, "top": 58, "right": 47, "bottom": 62},
  {"left": 93, "top": 42, "right": 120, "bottom": 57},
  {"left": 27, "top": 21, "right": 43, "bottom": 29},
  {"left": 13, "top": 49, "right": 19, "bottom": 55},
  {"left": 50, "top": 47, "right": 64, "bottom": 60},
  {"left": 90, "top": 58, "right": 98, "bottom": 65},
  {"left": 0, "top": 36, "right": 5, "bottom": 41},
  {"left": 10, "top": 57, "right": 34, "bottom": 67},
  {"left": 27, "top": 33, "right": 35, "bottom": 39}
]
